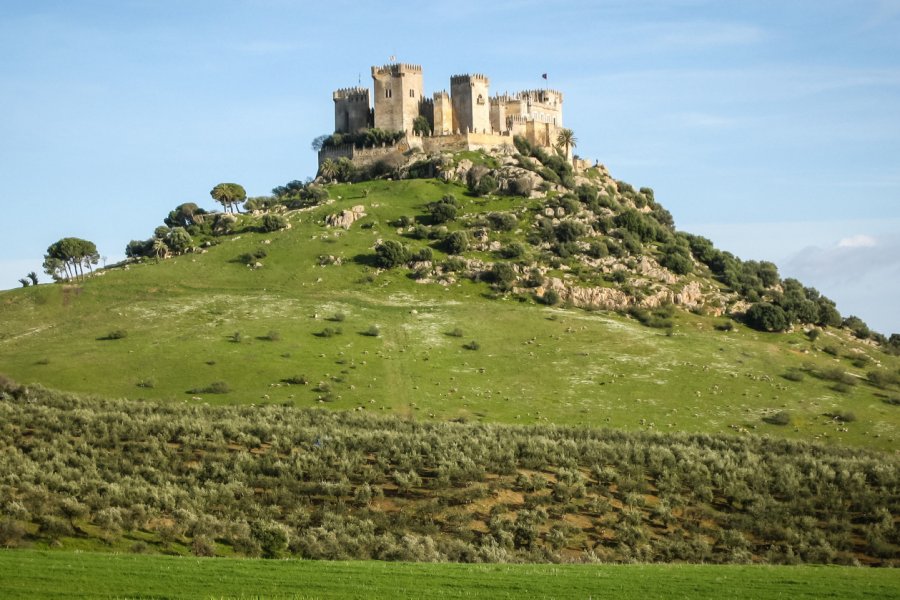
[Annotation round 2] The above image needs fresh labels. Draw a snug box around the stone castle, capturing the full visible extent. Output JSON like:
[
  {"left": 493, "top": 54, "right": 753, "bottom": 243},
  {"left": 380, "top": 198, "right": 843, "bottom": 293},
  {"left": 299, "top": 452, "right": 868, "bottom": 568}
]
[{"left": 321, "top": 62, "right": 565, "bottom": 166}]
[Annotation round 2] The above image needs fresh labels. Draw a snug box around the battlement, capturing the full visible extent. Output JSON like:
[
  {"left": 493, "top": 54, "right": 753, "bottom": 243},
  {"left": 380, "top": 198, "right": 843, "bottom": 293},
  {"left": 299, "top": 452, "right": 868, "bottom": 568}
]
[
  {"left": 433, "top": 90, "right": 450, "bottom": 100},
  {"left": 372, "top": 63, "right": 423, "bottom": 76},
  {"left": 420, "top": 97, "right": 434, "bottom": 106},
  {"left": 333, "top": 87, "right": 369, "bottom": 102},
  {"left": 517, "top": 89, "right": 563, "bottom": 103},
  {"left": 450, "top": 73, "right": 490, "bottom": 85}
]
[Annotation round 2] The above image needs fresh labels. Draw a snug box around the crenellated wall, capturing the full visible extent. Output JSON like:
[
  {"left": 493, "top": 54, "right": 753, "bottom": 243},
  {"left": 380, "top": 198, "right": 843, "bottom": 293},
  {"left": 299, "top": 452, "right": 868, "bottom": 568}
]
[{"left": 333, "top": 87, "right": 372, "bottom": 133}]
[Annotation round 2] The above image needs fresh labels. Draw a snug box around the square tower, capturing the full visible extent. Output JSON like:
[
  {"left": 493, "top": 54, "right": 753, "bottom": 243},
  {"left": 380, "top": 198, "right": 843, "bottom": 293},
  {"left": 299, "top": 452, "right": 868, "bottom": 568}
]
[
  {"left": 450, "top": 74, "right": 491, "bottom": 134},
  {"left": 371, "top": 63, "right": 424, "bottom": 133},
  {"left": 332, "top": 87, "right": 371, "bottom": 134}
]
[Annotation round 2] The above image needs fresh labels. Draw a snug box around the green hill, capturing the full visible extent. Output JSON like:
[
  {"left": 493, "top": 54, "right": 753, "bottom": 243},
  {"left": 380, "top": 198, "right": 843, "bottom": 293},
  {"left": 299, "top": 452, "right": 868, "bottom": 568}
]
[{"left": 1, "top": 158, "right": 898, "bottom": 452}]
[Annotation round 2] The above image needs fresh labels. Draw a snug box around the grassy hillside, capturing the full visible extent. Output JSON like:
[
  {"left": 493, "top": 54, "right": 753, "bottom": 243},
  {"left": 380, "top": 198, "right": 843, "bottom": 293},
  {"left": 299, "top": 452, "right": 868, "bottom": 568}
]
[
  {"left": 1, "top": 176, "right": 899, "bottom": 451},
  {"left": 1, "top": 550, "right": 898, "bottom": 600}
]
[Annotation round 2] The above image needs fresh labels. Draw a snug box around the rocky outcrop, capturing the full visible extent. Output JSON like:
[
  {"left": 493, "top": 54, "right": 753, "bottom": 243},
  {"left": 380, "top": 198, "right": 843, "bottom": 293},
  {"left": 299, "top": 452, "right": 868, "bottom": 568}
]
[{"left": 325, "top": 205, "right": 366, "bottom": 229}]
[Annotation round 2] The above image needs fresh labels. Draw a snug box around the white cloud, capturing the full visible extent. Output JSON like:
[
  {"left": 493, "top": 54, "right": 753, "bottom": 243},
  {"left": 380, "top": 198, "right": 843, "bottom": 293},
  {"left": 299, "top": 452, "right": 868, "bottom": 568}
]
[{"left": 838, "top": 234, "right": 878, "bottom": 248}]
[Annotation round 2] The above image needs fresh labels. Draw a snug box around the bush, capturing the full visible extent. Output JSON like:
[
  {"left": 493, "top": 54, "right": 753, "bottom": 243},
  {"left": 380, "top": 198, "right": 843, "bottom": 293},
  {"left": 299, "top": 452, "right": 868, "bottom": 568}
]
[
  {"left": 745, "top": 302, "right": 789, "bottom": 332},
  {"left": 782, "top": 370, "right": 804, "bottom": 382},
  {"left": 190, "top": 381, "right": 231, "bottom": 395},
  {"left": 487, "top": 212, "right": 518, "bottom": 231},
  {"left": 764, "top": 411, "right": 791, "bottom": 426},
  {"left": 374, "top": 240, "right": 409, "bottom": 268},
  {"left": 260, "top": 214, "right": 288, "bottom": 232},
  {"left": 507, "top": 176, "right": 533, "bottom": 197},
  {"left": 462, "top": 340, "right": 480, "bottom": 350},
  {"left": 100, "top": 329, "right": 128, "bottom": 340},
  {"left": 541, "top": 289, "right": 560, "bottom": 306},
  {"left": 362, "top": 325, "right": 380, "bottom": 337},
  {"left": 281, "top": 375, "right": 309, "bottom": 385},
  {"left": 489, "top": 263, "right": 518, "bottom": 291},
  {"left": 443, "top": 231, "right": 469, "bottom": 255},
  {"left": 499, "top": 242, "right": 526, "bottom": 259}
]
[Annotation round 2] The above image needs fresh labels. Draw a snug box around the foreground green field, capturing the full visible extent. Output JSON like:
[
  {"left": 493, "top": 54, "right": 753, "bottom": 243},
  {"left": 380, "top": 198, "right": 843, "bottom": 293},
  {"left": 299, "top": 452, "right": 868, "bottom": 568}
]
[
  {"left": 1, "top": 550, "right": 898, "bottom": 599},
  {"left": 1, "top": 179, "right": 898, "bottom": 451}
]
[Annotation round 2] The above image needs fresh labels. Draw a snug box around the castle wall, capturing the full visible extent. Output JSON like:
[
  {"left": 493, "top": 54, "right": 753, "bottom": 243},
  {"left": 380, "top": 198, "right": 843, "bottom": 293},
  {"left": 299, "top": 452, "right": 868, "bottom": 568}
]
[
  {"left": 372, "top": 63, "right": 423, "bottom": 133},
  {"left": 450, "top": 74, "right": 491, "bottom": 134},
  {"left": 489, "top": 99, "right": 507, "bottom": 134}
]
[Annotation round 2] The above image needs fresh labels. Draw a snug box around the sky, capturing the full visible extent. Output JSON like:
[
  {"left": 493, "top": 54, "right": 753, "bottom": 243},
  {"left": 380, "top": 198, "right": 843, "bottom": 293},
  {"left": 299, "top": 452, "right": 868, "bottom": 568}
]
[{"left": 1, "top": 0, "right": 898, "bottom": 333}]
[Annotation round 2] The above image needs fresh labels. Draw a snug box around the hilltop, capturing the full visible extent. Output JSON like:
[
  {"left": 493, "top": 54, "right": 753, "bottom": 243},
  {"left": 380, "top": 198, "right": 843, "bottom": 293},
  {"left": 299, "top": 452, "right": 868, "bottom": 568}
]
[{"left": 1, "top": 143, "right": 898, "bottom": 452}]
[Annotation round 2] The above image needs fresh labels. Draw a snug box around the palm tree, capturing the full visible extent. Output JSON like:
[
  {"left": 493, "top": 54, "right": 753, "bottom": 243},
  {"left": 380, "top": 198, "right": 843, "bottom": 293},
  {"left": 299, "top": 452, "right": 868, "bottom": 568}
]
[
  {"left": 318, "top": 158, "right": 338, "bottom": 182},
  {"left": 556, "top": 128, "right": 577, "bottom": 163},
  {"left": 26, "top": 271, "right": 38, "bottom": 286},
  {"left": 152, "top": 238, "right": 168, "bottom": 262}
]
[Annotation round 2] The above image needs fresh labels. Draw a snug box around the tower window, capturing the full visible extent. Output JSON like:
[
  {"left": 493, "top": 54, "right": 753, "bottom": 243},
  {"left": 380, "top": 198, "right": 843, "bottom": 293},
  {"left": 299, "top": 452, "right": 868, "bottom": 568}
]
[
  {"left": 385, "top": 89, "right": 392, "bottom": 98},
  {"left": 409, "top": 89, "right": 415, "bottom": 98}
]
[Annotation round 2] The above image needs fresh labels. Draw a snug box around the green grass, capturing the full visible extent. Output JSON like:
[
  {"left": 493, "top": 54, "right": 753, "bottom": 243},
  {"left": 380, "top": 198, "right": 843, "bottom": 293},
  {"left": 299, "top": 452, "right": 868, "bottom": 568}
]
[
  {"left": 1, "top": 178, "right": 897, "bottom": 450},
  {"left": 1, "top": 550, "right": 897, "bottom": 599}
]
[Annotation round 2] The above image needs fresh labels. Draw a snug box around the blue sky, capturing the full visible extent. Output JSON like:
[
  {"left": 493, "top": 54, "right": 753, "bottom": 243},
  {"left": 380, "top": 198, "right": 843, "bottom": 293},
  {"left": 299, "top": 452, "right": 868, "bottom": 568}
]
[{"left": 1, "top": 0, "right": 898, "bottom": 333}]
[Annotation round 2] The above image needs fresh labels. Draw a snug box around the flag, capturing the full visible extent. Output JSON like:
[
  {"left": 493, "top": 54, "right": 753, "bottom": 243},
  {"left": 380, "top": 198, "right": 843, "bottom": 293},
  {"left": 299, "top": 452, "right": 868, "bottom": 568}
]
[
  {"left": 542, "top": 73, "right": 548, "bottom": 80},
  {"left": 390, "top": 55, "right": 396, "bottom": 62}
]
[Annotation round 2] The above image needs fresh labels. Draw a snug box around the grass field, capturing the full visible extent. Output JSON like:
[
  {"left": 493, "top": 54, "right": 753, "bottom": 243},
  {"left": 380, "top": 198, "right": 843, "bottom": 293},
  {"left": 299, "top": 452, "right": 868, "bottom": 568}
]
[
  {"left": 1, "top": 550, "right": 898, "bottom": 599},
  {"left": 1, "top": 179, "right": 897, "bottom": 450}
]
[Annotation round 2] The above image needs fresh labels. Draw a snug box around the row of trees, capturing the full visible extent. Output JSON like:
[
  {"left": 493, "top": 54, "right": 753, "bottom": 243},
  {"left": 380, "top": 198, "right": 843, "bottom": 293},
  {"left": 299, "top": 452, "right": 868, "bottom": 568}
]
[{"left": 0, "top": 381, "right": 896, "bottom": 564}]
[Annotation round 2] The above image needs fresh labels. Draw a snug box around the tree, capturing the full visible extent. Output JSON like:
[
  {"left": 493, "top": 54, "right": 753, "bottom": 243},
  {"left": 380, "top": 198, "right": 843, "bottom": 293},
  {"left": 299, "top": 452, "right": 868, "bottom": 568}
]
[
  {"left": 444, "top": 231, "right": 469, "bottom": 255},
  {"left": 18, "top": 278, "right": 30, "bottom": 287},
  {"left": 152, "top": 238, "right": 169, "bottom": 261},
  {"left": 556, "top": 128, "right": 577, "bottom": 162},
  {"left": 374, "top": 240, "right": 409, "bottom": 268},
  {"left": 318, "top": 158, "right": 338, "bottom": 181},
  {"left": 745, "top": 302, "right": 789, "bottom": 332},
  {"left": 27, "top": 272, "right": 38, "bottom": 286},
  {"left": 165, "top": 203, "right": 203, "bottom": 228},
  {"left": 310, "top": 134, "right": 330, "bottom": 152},
  {"left": 412, "top": 115, "right": 431, "bottom": 135},
  {"left": 166, "top": 227, "right": 193, "bottom": 254},
  {"left": 210, "top": 183, "right": 246, "bottom": 214},
  {"left": 43, "top": 237, "right": 99, "bottom": 282}
]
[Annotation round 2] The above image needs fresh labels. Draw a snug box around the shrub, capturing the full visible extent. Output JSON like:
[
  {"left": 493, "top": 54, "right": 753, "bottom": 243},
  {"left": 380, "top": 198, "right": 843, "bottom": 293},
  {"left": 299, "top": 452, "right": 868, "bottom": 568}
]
[
  {"left": 362, "top": 325, "right": 380, "bottom": 337},
  {"left": 329, "top": 312, "right": 346, "bottom": 322},
  {"left": 745, "top": 302, "right": 789, "bottom": 332},
  {"left": 463, "top": 340, "right": 480, "bottom": 350},
  {"left": 316, "top": 327, "right": 342, "bottom": 338},
  {"left": 541, "top": 290, "right": 560, "bottom": 306},
  {"left": 260, "top": 214, "right": 288, "bottom": 232},
  {"left": 230, "top": 331, "right": 242, "bottom": 343},
  {"left": 489, "top": 263, "right": 518, "bottom": 291},
  {"left": 715, "top": 321, "right": 735, "bottom": 332},
  {"left": 507, "top": 176, "right": 533, "bottom": 197},
  {"left": 487, "top": 212, "right": 518, "bottom": 231},
  {"left": 554, "top": 220, "right": 586, "bottom": 243},
  {"left": 100, "top": 329, "right": 128, "bottom": 340},
  {"left": 764, "top": 411, "right": 791, "bottom": 425},
  {"left": 136, "top": 378, "right": 156, "bottom": 389},
  {"left": 374, "top": 240, "right": 409, "bottom": 268},
  {"left": 500, "top": 242, "right": 526, "bottom": 259},
  {"left": 282, "top": 375, "right": 309, "bottom": 385},
  {"left": 190, "top": 381, "right": 230, "bottom": 395},
  {"left": 443, "top": 231, "right": 469, "bottom": 255},
  {"left": 782, "top": 370, "right": 804, "bottom": 382},
  {"left": 410, "top": 247, "right": 433, "bottom": 262}
]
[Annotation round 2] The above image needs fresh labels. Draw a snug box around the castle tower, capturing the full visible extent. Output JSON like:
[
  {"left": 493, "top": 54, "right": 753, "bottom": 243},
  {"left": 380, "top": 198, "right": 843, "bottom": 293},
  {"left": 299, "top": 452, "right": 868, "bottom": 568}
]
[
  {"left": 450, "top": 74, "right": 490, "bottom": 134},
  {"left": 432, "top": 91, "right": 453, "bottom": 135},
  {"left": 332, "top": 87, "right": 371, "bottom": 134},
  {"left": 371, "top": 63, "right": 424, "bottom": 133}
]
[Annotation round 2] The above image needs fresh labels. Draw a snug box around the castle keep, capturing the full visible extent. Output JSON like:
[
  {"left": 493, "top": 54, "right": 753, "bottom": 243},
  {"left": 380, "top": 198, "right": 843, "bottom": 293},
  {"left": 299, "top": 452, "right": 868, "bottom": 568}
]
[{"left": 322, "top": 62, "right": 565, "bottom": 166}]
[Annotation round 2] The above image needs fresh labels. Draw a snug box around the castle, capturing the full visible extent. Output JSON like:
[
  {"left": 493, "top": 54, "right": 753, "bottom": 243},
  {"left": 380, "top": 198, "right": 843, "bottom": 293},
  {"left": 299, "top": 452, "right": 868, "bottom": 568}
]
[{"left": 321, "top": 62, "right": 565, "bottom": 166}]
